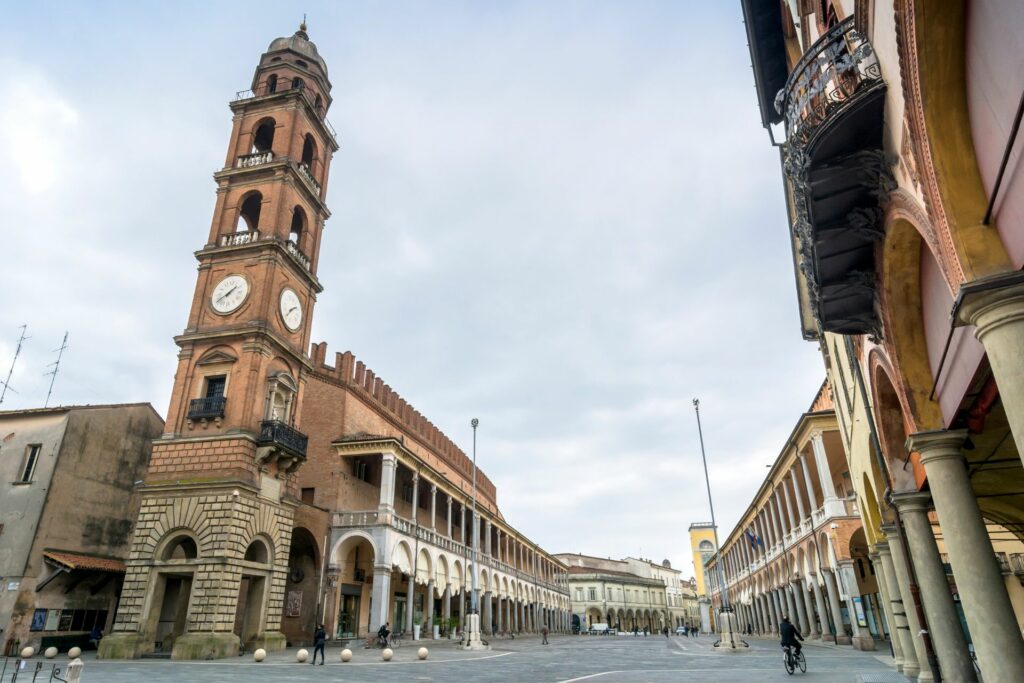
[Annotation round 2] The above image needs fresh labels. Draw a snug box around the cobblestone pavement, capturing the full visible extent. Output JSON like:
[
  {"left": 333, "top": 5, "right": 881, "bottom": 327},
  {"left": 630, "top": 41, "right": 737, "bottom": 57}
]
[{"left": 26, "top": 634, "right": 907, "bottom": 682}]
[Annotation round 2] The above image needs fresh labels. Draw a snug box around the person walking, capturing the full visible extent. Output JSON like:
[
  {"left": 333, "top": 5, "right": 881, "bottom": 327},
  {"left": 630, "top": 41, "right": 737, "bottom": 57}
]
[
  {"left": 311, "top": 623, "right": 326, "bottom": 665},
  {"left": 541, "top": 624, "right": 549, "bottom": 645}
]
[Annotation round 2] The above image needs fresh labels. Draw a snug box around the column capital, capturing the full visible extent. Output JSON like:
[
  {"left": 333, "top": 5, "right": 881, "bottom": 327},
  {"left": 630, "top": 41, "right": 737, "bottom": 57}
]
[
  {"left": 374, "top": 563, "right": 392, "bottom": 574},
  {"left": 906, "top": 428, "right": 969, "bottom": 466},
  {"left": 411, "top": 471, "right": 420, "bottom": 483},
  {"left": 891, "top": 490, "right": 934, "bottom": 514},
  {"left": 431, "top": 483, "right": 437, "bottom": 493},
  {"left": 381, "top": 451, "right": 397, "bottom": 465},
  {"left": 808, "top": 429, "right": 824, "bottom": 443},
  {"left": 956, "top": 271, "right": 1024, "bottom": 334}
]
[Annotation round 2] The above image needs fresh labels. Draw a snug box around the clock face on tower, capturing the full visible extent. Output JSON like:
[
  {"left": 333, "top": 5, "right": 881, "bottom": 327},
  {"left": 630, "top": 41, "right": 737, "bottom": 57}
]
[
  {"left": 210, "top": 274, "right": 250, "bottom": 313},
  {"left": 279, "top": 287, "right": 303, "bottom": 331}
]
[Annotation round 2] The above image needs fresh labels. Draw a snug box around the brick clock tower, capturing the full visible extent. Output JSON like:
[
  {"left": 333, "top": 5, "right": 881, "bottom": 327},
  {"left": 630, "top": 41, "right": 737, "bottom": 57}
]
[{"left": 101, "top": 25, "right": 337, "bottom": 660}]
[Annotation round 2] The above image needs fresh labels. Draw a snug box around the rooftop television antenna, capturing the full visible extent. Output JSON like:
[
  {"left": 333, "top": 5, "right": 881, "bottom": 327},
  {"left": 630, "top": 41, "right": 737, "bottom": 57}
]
[
  {"left": 44, "top": 332, "right": 69, "bottom": 408},
  {"left": 0, "top": 325, "right": 29, "bottom": 405}
]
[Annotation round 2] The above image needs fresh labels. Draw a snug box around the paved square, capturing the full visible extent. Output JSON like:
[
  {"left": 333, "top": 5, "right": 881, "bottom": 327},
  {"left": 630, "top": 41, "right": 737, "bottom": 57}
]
[{"left": 39, "top": 634, "right": 906, "bottom": 682}]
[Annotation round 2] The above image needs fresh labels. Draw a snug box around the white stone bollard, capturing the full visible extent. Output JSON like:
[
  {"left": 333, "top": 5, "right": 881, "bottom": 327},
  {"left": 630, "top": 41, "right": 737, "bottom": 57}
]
[
  {"left": 67, "top": 647, "right": 82, "bottom": 659},
  {"left": 417, "top": 646, "right": 429, "bottom": 660},
  {"left": 20, "top": 646, "right": 34, "bottom": 658},
  {"left": 381, "top": 647, "right": 393, "bottom": 661},
  {"left": 44, "top": 647, "right": 58, "bottom": 659},
  {"left": 340, "top": 648, "right": 352, "bottom": 662},
  {"left": 66, "top": 658, "right": 85, "bottom": 683},
  {"left": 253, "top": 648, "right": 267, "bottom": 662},
  {"left": 296, "top": 648, "right": 309, "bottom": 663}
]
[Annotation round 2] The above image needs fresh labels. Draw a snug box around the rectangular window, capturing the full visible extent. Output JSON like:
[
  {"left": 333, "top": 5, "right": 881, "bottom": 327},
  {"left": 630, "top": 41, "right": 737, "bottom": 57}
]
[
  {"left": 21, "top": 445, "right": 41, "bottom": 482},
  {"left": 354, "top": 460, "right": 368, "bottom": 482},
  {"left": 301, "top": 488, "right": 315, "bottom": 504},
  {"left": 575, "top": 588, "right": 582, "bottom": 601},
  {"left": 588, "top": 588, "right": 597, "bottom": 601},
  {"left": 205, "top": 375, "right": 226, "bottom": 398}
]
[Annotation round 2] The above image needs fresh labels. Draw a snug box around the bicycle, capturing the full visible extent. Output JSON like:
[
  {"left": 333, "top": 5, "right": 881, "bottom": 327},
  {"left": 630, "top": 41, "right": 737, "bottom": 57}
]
[
  {"left": 783, "top": 644, "right": 806, "bottom": 675},
  {"left": 390, "top": 631, "right": 404, "bottom": 648}
]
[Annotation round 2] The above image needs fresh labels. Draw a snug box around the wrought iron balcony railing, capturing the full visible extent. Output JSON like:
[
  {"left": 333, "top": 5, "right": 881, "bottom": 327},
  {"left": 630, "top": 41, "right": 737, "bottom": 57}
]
[
  {"left": 187, "top": 395, "right": 226, "bottom": 420},
  {"left": 775, "top": 16, "right": 883, "bottom": 149},
  {"left": 259, "top": 419, "right": 308, "bottom": 459},
  {"left": 234, "top": 81, "right": 337, "bottom": 139}
]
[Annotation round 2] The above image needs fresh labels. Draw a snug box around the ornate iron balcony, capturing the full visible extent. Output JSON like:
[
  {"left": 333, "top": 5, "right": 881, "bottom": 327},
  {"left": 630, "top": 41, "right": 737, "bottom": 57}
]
[
  {"left": 776, "top": 16, "right": 890, "bottom": 337},
  {"left": 259, "top": 419, "right": 308, "bottom": 459},
  {"left": 187, "top": 395, "right": 226, "bottom": 420}
]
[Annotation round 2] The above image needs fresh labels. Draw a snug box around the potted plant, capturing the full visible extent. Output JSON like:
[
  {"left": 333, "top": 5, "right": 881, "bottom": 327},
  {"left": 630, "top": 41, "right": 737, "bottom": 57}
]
[
  {"left": 432, "top": 612, "right": 440, "bottom": 640},
  {"left": 413, "top": 615, "right": 422, "bottom": 641},
  {"left": 448, "top": 616, "right": 459, "bottom": 639}
]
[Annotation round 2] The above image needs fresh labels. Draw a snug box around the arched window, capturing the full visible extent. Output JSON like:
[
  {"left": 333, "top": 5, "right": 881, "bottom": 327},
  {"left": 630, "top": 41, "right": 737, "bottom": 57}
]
[
  {"left": 265, "top": 372, "right": 297, "bottom": 423},
  {"left": 161, "top": 534, "right": 198, "bottom": 561},
  {"left": 301, "top": 134, "right": 317, "bottom": 168},
  {"left": 296, "top": 59, "right": 308, "bottom": 68},
  {"left": 244, "top": 539, "right": 271, "bottom": 564},
  {"left": 289, "top": 207, "right": 306, "bottom": 246},
  {"left": 238, "top": 192, "right": 262, "bottom": 231},
  {"left": 291, "top": 76, "right": 305, "bottom": 91},
  {"left": 267, "top": 73, "right": 278, "bottom": 94},
  {"left": 252, "top": 118, "right": 275, "bottom": 154}
]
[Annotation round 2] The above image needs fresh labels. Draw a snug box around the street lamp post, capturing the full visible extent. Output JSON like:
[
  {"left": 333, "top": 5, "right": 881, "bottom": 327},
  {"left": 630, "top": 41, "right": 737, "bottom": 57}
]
[
  {"left": 462, "top": 417, "right": 488, "bottom": 650},
  {"left": 693, "top": 398, "right": 748, "bottom": 651}
]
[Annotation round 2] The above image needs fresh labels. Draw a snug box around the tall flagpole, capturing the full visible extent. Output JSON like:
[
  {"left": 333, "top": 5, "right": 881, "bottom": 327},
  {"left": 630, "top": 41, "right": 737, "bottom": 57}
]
[{"left": 693, "top": 398, "right": 729, "bottom": 609}]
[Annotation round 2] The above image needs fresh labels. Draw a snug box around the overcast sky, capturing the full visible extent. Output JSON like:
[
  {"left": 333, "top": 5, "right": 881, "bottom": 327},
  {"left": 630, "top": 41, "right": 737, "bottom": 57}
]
[{"left": 0, "top": 1, "right": 825, "bottom": 577}]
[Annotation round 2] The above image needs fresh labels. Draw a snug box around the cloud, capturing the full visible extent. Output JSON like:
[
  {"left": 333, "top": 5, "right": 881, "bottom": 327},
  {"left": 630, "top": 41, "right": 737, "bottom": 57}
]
[{"left": 0, "top": 2, "right": 826, "bottom": 577}]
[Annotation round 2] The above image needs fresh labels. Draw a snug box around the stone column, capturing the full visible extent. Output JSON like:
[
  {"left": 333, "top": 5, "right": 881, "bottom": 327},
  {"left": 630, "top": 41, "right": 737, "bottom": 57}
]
[
  {"left": 485, "top": 520, "right": 492, "bottom": 557},
  {"left": 892, "top": 491, "right": 976, "bottom": 681},
  {"left": 869, "top": 547, "right": 904, "bottom": 669},
  {"left": 430, "top": 484, "right": 437, "bottom": 531},
  {"left": 810, "top": 574, "right": 832, "bottom": 643},
  {"left": 425, "top": 578, "right": 435, "bottom": 636},
  {"left": 821, "top": 568, "right": 849, "bottom": 645},
  {"left": 443, "top": 583, "right": 451, "bottom": 635},
  {"left": 883, "top": 525, "right": 931, "bottom": 681},
  {"left": 876, "top": 540, "right": 917, "bottom": 676},
  {"left": 767, "top": 589, "right": 779, "bottom": 631},
  {"left": 799, "top": 581, "right": 818, "bottom": 638},
  {"left": 790, "top": 581, "right": 809, "bottom": 636},
  {"left": 482, "top": 591, "right": 492, "bottom": 635},
  {"left": 446, "top": 496, "right": 453, "bottom": 538},
  {"left": 496, "top": 595, "right": 503, "bottom": 634},
  {"left": 836, "top": 560, "right": 873, "bottom": 650},
  {"left": 958, "top": 277, "right": 1024, "bottom": 468},
  {"left": 790, "top": 468, "right": 807, "bottom": 522},
  {"left": 909, "top": 429, "right": 1024, "bottom": 682},
  {"left": 754, "top": 595, "right": 765, "bottom": 633},
  {"left": 459, "top": 502, "right": 466, "bottom": 542},
  {"left": 799, "top": 452, "right": 819, "bottom": 510},
  {"left": 378, "top": 453, "right": 397, "bottom": 514},
  {"left": 784, "top": 585, "right": 798, "bottom": 625},
  {"left": 369, "top": 564, "right": 392, "bottom": 632},
  {"left": 405, "top": 574, "right": 416, "bottom": 635},
  {"left": 496, "top": 529, "right": 502, "bottom": 563},
  {"left": 410, "top": 472, "right": 419, "bottom": 524},
  {"left": 770, "top": 496, "right": 785, "bottom": 542}
]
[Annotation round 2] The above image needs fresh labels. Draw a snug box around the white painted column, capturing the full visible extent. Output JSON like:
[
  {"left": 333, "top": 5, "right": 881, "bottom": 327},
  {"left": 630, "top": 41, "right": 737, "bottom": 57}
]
[
  {"left": 485, "top": 520, "right": 492, "bottom": 557},
  {"left": 459, "top": 501, "right": 466, "bottom": 542},
  {"left": 446, "top": 496, "right": 453, "bottom": 538},
  {"left": 410, "top": 472, "right": 419, "bottom": 524},
  {"left": 378, "top": 452, "right": 397, "bottom": 513},
  {"left": 782, "top": 475, "right": 798, "bottom": 529},
  {"left": 810, "top": 431, "right": 844, "bottom": 517},
  {"left": 430, "top": 484, "right": 437, "bottom": 531},
  {"left": 369, "top": 564, "right": 392, "bottom": 632},
  {"left": 789, "top": 469, "right": 807, "bottom": 523},
  {"left": 798, "top": 452, "right": 819, "bottom": 510}
]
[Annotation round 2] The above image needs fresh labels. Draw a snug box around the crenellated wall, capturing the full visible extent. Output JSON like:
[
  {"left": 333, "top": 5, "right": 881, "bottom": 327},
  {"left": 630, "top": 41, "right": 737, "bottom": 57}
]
[{"left": 309, "top": 341, "right": 497, "bottom": 504}]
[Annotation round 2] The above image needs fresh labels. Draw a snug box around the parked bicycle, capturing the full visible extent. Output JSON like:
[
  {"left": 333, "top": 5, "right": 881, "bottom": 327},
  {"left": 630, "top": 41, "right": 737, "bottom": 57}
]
[{"left": 783, "top": 644, "right": 807, "bottom": 675}]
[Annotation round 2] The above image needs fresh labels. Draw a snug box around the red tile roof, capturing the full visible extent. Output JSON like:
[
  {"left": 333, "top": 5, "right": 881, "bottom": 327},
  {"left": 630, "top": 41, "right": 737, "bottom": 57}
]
[{"left": 43, "top": 550, "right": 126, "bottom": 573}]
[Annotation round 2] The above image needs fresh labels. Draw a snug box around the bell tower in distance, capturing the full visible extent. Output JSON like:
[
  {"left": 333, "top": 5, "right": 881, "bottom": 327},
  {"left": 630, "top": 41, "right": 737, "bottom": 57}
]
[{"left": 100, "top": 24, "right": 338, "bottom": 660}]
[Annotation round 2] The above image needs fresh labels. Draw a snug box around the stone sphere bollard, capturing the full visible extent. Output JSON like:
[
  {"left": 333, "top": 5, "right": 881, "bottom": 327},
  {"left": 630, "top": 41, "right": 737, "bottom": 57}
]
[
  {"left": 381, "top": 647, "right": 393, "bottom": 661},
  {"left": 253, "top": 648, "right": 267, "bottom": 662},
  {"left": 44, "top": 647, "right": 58, "bottom": 659},
  {"left": 68, "top": 647, "right": 82, "bottom": 659},
  {"left": 417, "top": 646, "right": 429, "bottom": 660},
  {"left": 340, "top": 648, "right": 352, "bottom": 662},
  {"left": 296, "top": 648, "right": 309, "bottom": 663},
  {"left": 20, "top": 646, "right": 34, "bottom": 659}
]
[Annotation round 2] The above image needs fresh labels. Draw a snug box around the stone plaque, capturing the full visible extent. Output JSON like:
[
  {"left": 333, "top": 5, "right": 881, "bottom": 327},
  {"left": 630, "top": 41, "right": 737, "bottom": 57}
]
[{"left": 286, "top": 590, "right": 302, "bottom": 618}]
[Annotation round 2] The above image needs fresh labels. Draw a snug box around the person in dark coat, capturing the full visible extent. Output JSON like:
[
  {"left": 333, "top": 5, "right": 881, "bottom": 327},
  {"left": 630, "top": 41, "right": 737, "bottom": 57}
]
[
  {"left": 312, "top": 623, "right": 326, "bottom": 665},
  {"left": 779, "top": 616, "right": 803, "bottom": 656}
]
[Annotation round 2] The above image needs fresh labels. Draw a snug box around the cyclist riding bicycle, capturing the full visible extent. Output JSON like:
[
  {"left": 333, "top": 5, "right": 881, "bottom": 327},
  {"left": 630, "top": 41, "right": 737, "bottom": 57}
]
[{"left": 779, "top": 615, "right": 803, "bottom": 656}]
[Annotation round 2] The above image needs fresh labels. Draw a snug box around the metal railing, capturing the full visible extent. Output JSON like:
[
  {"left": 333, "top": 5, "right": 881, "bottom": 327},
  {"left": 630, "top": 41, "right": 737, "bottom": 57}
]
[
  {"left": 775, "top": 16, "right": 882, "bottom": 147},
  {"left": 1010, "top": 553, "right": 1024, "bottom": 576},
  {"left": 234, "top": 81, "right": 337, "bottom": 139},
  {"left": 187, "top": 395, "right": 226, "bottom": 420},
  {"left": 236, "top": 151, "right": 274, "bottom": 168},
  {"left": 0, "top": 656, "right": 75, "bottom": 682},
  {"left": 258, "top": 419, "right": 308, "bottom": 458}
]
